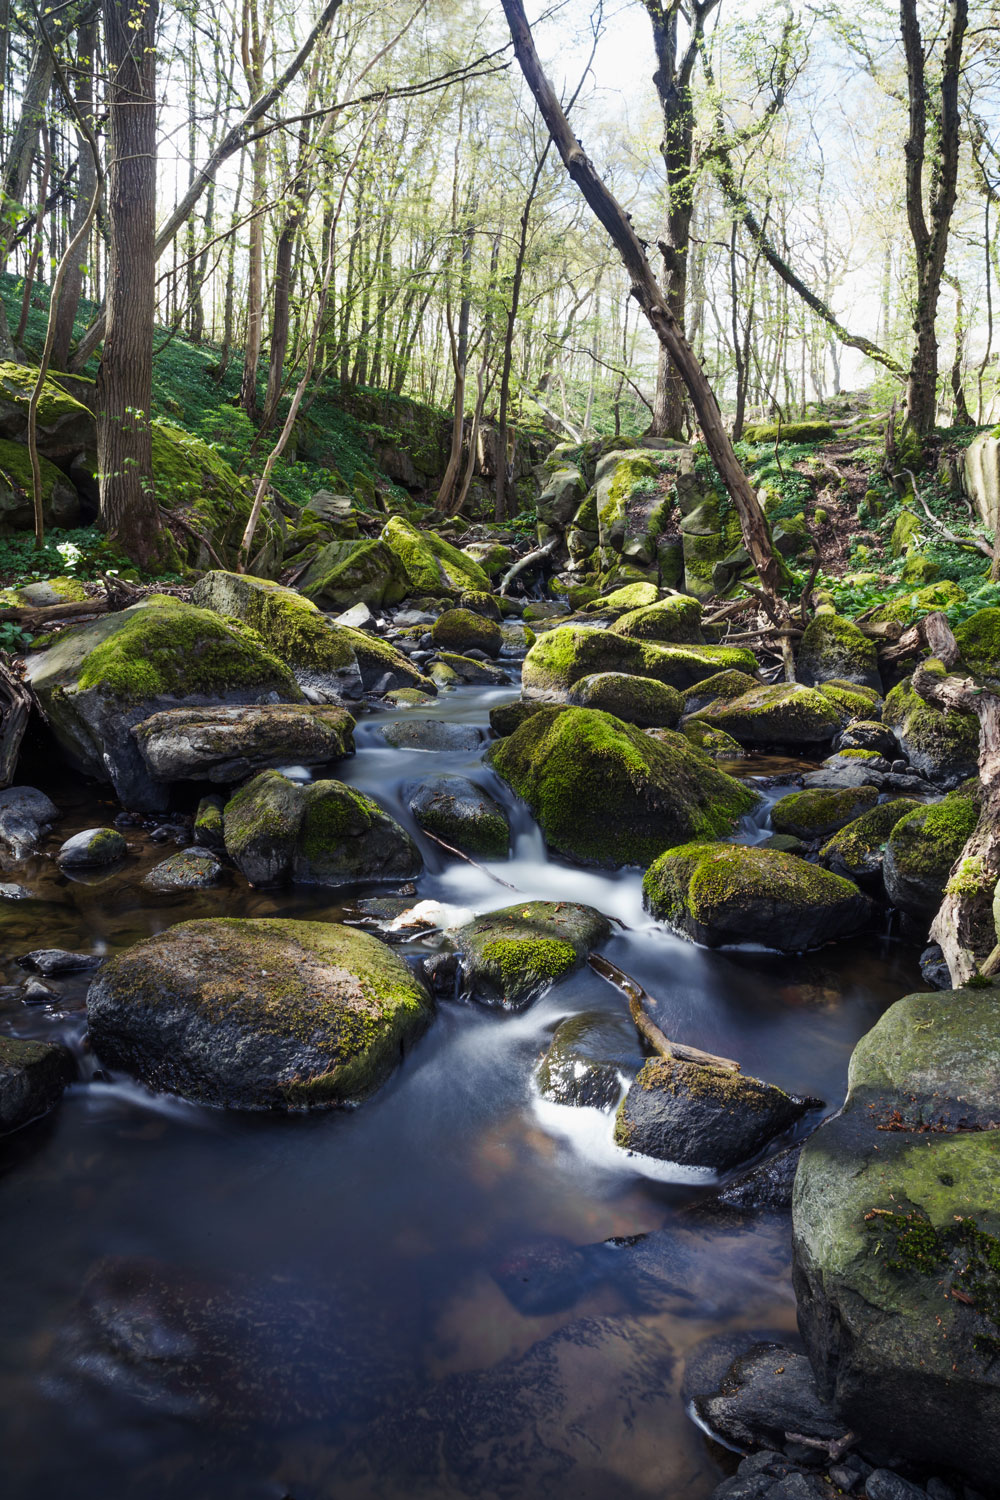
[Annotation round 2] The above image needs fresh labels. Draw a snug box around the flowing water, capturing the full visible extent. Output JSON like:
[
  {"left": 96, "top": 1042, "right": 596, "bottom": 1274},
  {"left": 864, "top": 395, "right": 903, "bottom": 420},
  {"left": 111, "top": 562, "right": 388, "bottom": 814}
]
[{"left": 0, "top": 671, "right": 924, "bottom": 1500}]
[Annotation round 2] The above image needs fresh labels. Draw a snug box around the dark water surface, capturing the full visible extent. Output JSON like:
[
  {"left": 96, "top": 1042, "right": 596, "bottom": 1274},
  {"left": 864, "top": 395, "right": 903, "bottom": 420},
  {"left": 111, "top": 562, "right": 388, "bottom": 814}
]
[{"left": 0, "top": 680, "right": 924, "bottom": 1499}]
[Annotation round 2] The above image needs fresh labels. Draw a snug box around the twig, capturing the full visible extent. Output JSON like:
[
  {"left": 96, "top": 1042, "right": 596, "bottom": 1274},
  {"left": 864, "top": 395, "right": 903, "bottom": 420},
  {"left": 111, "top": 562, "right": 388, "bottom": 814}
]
[
  {"left": 499, "top": 533, "right": 559, "bottom": 595},
  {"left": 588, "top": 954, "right": 741, "bottom": 1071},
  {"left": 896, "top": 468, "right": 992, "bottom": 559},
  {"left": 784, "top": 1431, "right": 856, "bottom": 1461},
  {"left": 420, "top": 829, "right": 519, "bottom": 890}
]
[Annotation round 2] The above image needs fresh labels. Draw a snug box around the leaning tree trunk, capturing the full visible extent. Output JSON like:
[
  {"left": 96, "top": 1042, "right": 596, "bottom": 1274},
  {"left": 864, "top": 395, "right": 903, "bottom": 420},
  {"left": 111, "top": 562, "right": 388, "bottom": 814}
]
[
  {"left": 911, "top": 614, "right": 1000, "bottom": 984},
  {"left": 96, "top": 0, "right": 166, "bottom": 568}
]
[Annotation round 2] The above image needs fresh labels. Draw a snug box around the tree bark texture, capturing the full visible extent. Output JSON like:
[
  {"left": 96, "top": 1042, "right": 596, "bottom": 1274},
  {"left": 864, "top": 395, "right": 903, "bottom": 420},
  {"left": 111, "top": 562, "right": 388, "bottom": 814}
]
[{"left": 96, "top": 0, "right": 165, "bottom": 567}]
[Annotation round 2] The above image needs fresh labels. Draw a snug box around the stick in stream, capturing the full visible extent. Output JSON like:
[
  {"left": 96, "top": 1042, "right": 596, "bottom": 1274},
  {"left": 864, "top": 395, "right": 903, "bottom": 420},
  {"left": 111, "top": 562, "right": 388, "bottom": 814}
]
[
  {"left": 420, "top": 829, "right": 520, "bottom": 891},
  {"left": 587, "top": 954, "right": 741, "bottom": 1072}
]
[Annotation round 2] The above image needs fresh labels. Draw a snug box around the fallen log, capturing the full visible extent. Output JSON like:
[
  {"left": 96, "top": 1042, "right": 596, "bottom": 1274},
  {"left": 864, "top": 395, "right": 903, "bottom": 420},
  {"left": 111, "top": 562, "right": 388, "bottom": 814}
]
[
  {"left": 0, "top": 656, "right": 30, "bottom": 788},
  {"left": 0, "top": 596, "right": 110, "bottom": 628},
  {"left": 588, "top": 953, "right": 740, "bottom": 1072},
  {"left": 499, "top": 532, "right": 560, "bottom": 596}
]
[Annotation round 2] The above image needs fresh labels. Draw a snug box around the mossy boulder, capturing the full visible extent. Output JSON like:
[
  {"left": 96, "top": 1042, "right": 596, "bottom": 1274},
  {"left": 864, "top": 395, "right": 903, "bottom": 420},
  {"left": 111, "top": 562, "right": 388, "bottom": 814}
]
[
  {"left": 380, "top": 516, "right": 489, "bottom": 597},
  {"left": 404, "top": 774, "right": 509, "bottom": 859},
  {"left": 142, "top": 848, "right": 224, "bottom": 893},
  {"left": 534, "top": 1011, "right": 642, "bottom": 1108},
  {"left": 431, "top": 608, "right": 503, "bottom": 658},
  {"left": 133, "top": 703, "right": 354, "bottom": 785},
  {"left": 14, "top": 574, "right": 88, "bottom": 606},
  {"left": 26, "top": 597, "right": 300, "bottom": 810},
  {"left": 681, "top": 670, "right": 760, "bottom": 714},
  {"left": 567, "top": 672, "right": 683, "bottom": 728},
  {"left": 797, "top": 613, "right": 881, "bottom": 693},
  {"left": 838, "top": 720, "right": 896, "bottom": 757},
  {"left": 954, "top": 606, "right": 1000, "bottom": 685},
  {"left": 151, "top": 422, "right": 270, "bottom": 570},
  {"left": 193, "top": 794, "right": 225, "bottom": 852},
  {"left": 521, "top": 623, "right": 755, "bottom": 701},
  {"left": 792, "top": 988, "right": 1000, "bottom": 1488},
  {"left": 57, "top": 826, "right": 128, "bottom": 869},
  {"left": 609, "top": 593, "right": 703, "bottom": 644},
  {"left": 458, "top": 589, "right": 502, "bottom": 622},
  {"left": 488, "top": 707, "right": 758, "bottom": 868},
  {"left": 614, "top": 1056, "right": 814, "bottom": 1171},
  {"left": 816, "top": 680, "right": 882, "bottom": 724},
  {"left": 488, "top": 700, "right": 560, "bottom": 738},
  {"left": 299, "top": 539, "right": 405, "bottom": 610},
  {"left": 0, "top": 1034, "right": 74, "bottom": 1134},
  {"left": 451, "top": 900, "right": 610, "bottom": 1010},
  {"left": 536, "top": 465, "right": 587, "bottom": 527},
  {"left": 0, "top": 362, "right": 94, "bottom": 461},
  {"left": 819, "top": 798, "right": 921, "bottom": 885},
  {"left": 0, "top": 437, "right": 80, "bottom": 530},
  {"left": 679, "top": 722, "right": 744, "bottom": 760},
  {"left": 222, "top": 770, "right": 420, "bottom": 889},
  {"left": 742, "top": 420, "right": 835, "bottom": 444},
  {"left": 582, "top": 581, "right": 659, "bottom": 614},
  {"left": 461, "top": 541, "right": 512, "bottom": 578},
  {"left": 883, "top": 785, "right": 979, "bottom": 919},
  {"left": 643, "top": 843, "right": 871, "bottom": 951},
  {"left": 689, "top": 683, "right": 842, "bottom": 751},
  {"left": 86, "top": 918, "right": 432, "bottom": 1110},
  {"left": 883, "top": 673, "right": 978, "bottom": 785},
  {"left": 770, "top": 785, "right": 879, "bottom": 842}
]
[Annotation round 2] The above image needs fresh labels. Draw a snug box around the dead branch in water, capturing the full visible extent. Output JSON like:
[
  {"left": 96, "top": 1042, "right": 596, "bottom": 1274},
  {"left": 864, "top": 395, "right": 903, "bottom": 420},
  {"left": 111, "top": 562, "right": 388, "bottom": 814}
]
[
  {"left": 421, "top": 829, "right": 520, "bottom": 891},
  {"left": 588, "top": 953, "right": 741, "bottom": 1072}
]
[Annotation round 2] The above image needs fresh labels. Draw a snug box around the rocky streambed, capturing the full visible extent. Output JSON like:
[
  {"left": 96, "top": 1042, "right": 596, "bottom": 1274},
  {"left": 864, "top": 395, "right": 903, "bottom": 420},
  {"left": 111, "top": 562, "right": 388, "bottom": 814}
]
[{"left": 0, "top": 576, "right": 994, "bottom": 1500}]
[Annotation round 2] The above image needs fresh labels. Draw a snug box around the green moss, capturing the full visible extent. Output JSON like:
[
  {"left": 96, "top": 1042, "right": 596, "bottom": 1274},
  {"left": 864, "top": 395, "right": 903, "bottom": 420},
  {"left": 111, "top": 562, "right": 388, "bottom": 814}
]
[
  {"left": 690, "top": 682, "right": 841, "bottom": 747},
  {"left": 600, "top": 454, "right": 660, "bottom": 531},
  {"left": 680, "top": 721, "right": 744, "bottom": 759},
  {"left": 76, "top": 596, "right": 297, "bottom": 702},
  {"left": 610, "top": 594, "right": 703, "bottom": 643},
  {"left": 643, "top": 841, "right": 862, "bottom": 926},
  {"left": 865, "top": 1209, "right": 1000, "bottom": 1358},
  {"left": 884, "top": 675, "right": 978, "bottom": 772},
  {"left": 955, "top": 607, "right": 1000, "bottom": 682},
  {"left": 431, "top": 608, "right": 502, "bottom": 655},
  {"left": 0, "top": 437, "right": 73, "bottom": 508},
  {"left": 488, "top": 706, "right": 757, "bottom": 867},
  {"left": 523, "top": 623, "right": 756, "bottom": 698},
  {"left": 479, "top": 936, "right": 576, "bottom": 984},
  {"left": 0, "top": 362, "right": 90, "bottom": 428},
  {"left": 771, "top": 785, "right": 879, "bottom": 839},
  {"left": 298, "top": 781, "right": 382, "bottom": 861},
  {"left": 381, "top": 516, "right": 489, "bottom": 595},
  {"left": 742, "top": 420, "right": 835, "bottom": 443},
  {"left": 205, "top": 573, "right": 359, "bottom": 673},
  {"left": 816, "top": 683, "right": 880, "bottom": 721},
  {"left": 888, "top": 788, "right": 979, "bottom": 879}
]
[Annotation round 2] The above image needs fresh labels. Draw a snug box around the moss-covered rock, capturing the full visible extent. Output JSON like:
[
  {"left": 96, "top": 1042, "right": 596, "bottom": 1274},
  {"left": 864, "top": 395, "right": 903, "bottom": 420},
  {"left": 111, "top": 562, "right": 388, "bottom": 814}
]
[
  {"left": 955, "top": 607, "right": 1000, "bottom": 685},
  {"left": 133, "top": 703, "right": 354, "bottom": 784},
  {"left": 458, "top": 589, "right": 502, "bottom": 621},
  {"left": 299, "top": 539, "right": 405, "bottom": 610},
  {"left": 0, "top": 437, "right": 80, "bottom": 530},
  {"left": 567, "top": 672, "right": 683, "bottom": 728},
  {"left": 142, "top": 848, "right": 224, "bottom": 893},
  {"left": 819, "top": 798, "right": 921, "bottom": 885},
  {"left": 86, "top": 918, "right": 432, "bottom": 1110},
  {"left": 57, "top": 826, "right": 128, "bottom": 869},
  {"left": 797, "top": 613, "right": 881, "bottom": 692},
  {"left": 521, "top": 623, "right": 755, "bottom": 701},
  {"left": 223, "top": 769, "right": 420, "bottom": 889},
  {"left": 770, "top": 785, "right": 879, "bottom": 841},
  {"left": 404, "top": 774, "right": 510, "bottom": 859},
  {"left": 0, "top": 1034, "right": 74, "bottom": 1134},
  {"left": 595, "top": 452, "right": 671, "bottom": 565},
  {"left": 883, "top": 672, "right": 979, "bottom": 785},
  {"left": 461, "top": 541, "right": 512, "bottom": 578},
  {"left": 451, "top": 900, "right": 610, "bottom": 1010},
  {"left": 615, "top": 1056, "right": 814, "bottom": 1170},
  {"left": 488, "top": 700, "right": 562, "bottom": 738},
  {"left": 536, "top": 465, "right": 587, "bottom": 527},
  {"left": 679, "top": 722, "right": 745, "bottom": 759},
  {"left": 488, "top": 707, "right": 758, "bottom": 867},
  {"left": 681, "top": 670, "right": 760, "bottom": 714},
  {"left": 643, "top": 842, "right": 871, "bottom": 951},
  {"left": 193, "top": 793, "right": 225, "bottom": 852},
  {"left": 609, "top": 593, "right": 703, "bottom": 644},
  {"left": 151, "top": 421, "right": 274, "bottom": 570},
  {"left": 815, "top": 680, "right": 882, "bottom": 724},
  {"left": 581, "top": 581, "right": 659, "bottom": 614},
  {"left": 689, "top": 683, "right": 842, "bottom": 751},
  {"left": 883, "top": 785, "right": 979, "bottom": 918},
  {"left": 431, "top": 608, "right": 503, "bottom": 658},
  {"left": 433, "top": 651, "right": 508, "bottom": 685},
  {"left": 14, "top": 574, "right": 88, "bottom": 606},
  {"left": 742, "top": 420, "right": 835, "bottom": 443},
  {"left": 0, "top": 363, "right": 94, "bottom": 460},
  {"left": 26, "top": 597, "right": 300, "bottom": 810},
  {"left": 792, "top": 988, "right": 1000, "bottom": 1488},
  {"left": 534, "top": 1011, "right": 642, "bottom": 1108},
  {"left": 380, "top": 516, "right": 489, "bottom": 596}
]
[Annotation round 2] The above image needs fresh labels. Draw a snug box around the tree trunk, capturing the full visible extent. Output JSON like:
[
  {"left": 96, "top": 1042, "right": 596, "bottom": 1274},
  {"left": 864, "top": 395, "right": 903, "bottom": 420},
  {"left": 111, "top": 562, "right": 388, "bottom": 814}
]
[
  {"left": 52, "top": 17, "right": 97, "bottom": 370},
  {"left": 435, "top": 204, "right": 475, "bottom": 516},
  {"left": 96, "top": 0, "right": 165, "bottom": 568}
]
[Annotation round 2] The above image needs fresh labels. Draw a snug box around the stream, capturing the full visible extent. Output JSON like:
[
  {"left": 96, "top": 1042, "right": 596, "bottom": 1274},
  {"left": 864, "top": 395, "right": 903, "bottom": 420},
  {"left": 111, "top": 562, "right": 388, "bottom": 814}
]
[{"left": 0, "top": 667, "right": 925, "bottom": 1500}]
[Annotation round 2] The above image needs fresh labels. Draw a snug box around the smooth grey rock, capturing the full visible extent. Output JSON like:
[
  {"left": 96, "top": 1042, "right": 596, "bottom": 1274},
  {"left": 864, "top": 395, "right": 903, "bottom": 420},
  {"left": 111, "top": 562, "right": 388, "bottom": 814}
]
[
  {"left": 404, "top": 774, "right": 509, "bottom": 858},
  {"left": 695, "top": 1342, "right": 843, "bottom": 1452},
  {"left": 0, "top": 786, "right": 60, "bottom": 857},
  {"left": 534, "top": 1011, "right": 641, "bottom": 1108},
  {"left": 141, "top": 848, "right": 224, "bottom": 893},
  {"left": 19, "top": 949, "right": 103, "bottom": 976},
  {"left": 0, "top": 1035, "right": 74, "bottom": 1132},
  {"left": 57, "top": 827, "right": 128, "bottom": 869},
  {"left": 376, "top": 718, "right": 484, "bottom": 752},
  {"left": 133, "top": 703, "right": 355, "bottom": 784}
]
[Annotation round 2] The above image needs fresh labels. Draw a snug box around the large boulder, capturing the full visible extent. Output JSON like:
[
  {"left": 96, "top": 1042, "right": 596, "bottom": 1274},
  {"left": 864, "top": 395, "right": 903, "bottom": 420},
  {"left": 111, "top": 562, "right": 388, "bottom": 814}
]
[
  {"left": 431, "top": 608, "right": 503, "bottom": 658},
  {"left": 26, "top": 597, "right": 300, "bottom": 811},
  {"left": 223, "top": 770, "right": 420, "bottom": 889},
  {"left": 954, "top": 606, "right": 1000, "bottom": 686},
  {"left": 0, "top": 362, "right": 93, "bottom": 462},
  {"left": 133, "top": 703, "right": 354, "bottom": 784},
  {"left": 769, "top": 785, "right": 879, "bottom": 841},
  {"left": 643, "top": 843, "right": 871, "bottom": 951},
  {"left": 0, "top": 437, "right": 80, "bottom": 531},
  {"left": 819, "top": 798, "right": 921, "bottom": 886},
  {"left": 567, "top": 672, "right": 683, "bottom": 727},
  {"left": 792, "top": 988, "right": 1000, "bottom": 1488},
  {"left": 688, "top": 683, "right": 842, "bottom": 751},
  {"left": 489, "top": 707, "right": 758, "bottom": 867},
  {"left": 615, "top": 1056, "right": 814, "bottom": 1171},
  {"left": 0, "top": 786, "right": 60, "bottom": 857},
  {"left": 883, "top": 672, "right": 978, "bottom": 785},
  {"left": 521, "top": 624, "right": 755, "bottom": 700},
  {"left": 883, "top": 783, "right": 979, "bottom": 919},
  {"left": 380, "top": 516, "right": 489, "bottom": 596},
  {"left": 299, "top": 539, "right": 406, "bottom": 610},
  {"left": 796, "top": 611, "right": 881, "bottom": 692},
  {"left": 681, "top": 669, "right": 760, "bottom": 714},
  {"left": 536, "top": 465, "right": 586, "bottom": 527},
  {"left": 595, "top": 451, "right": 673, "bottom": 566},
  {"left": 608, "top": 593, "right": 703, "bottom": 644},
  {"left": 86, "top": 918, "right": 432, "bottom": 1110},
  {"left": 0, "top": 1034, "right": 74, "bottom": 1133},
  {"left": 404, "top": 775, "right": 510, "bottom": 858},
  {"left": 451, "top": 900, "right": 610, "bottom": 1010}
]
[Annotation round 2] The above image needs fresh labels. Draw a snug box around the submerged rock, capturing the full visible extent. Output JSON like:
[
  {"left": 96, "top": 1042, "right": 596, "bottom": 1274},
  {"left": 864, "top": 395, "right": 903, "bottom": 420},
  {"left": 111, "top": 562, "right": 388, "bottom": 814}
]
[
  {"left": 223, "top": 770, "right": 420, "bottom": 890},
  {"left": 452, "top": 900, "right": 610, "bottom": 1010},
  {"left": 0, "top": 786, "right": 60, "bottom": 858},
  {"left": 57, "top": 826, "right": 128, "bottom": 869},
  {"left": 489, "top": 707, "right": 758, "bottom": 867},
  {"left": 793, "top": 988, "right": 1000, "bottom": 1488},
  {"left": 19, "top": 948, "right": 103, "bottom": 976},
  {"left": 694, "top": 1341, "right": 842, "bottom": 1453},
  {"left": 521, "top": 623, "right": 755, "bottom": 700},
  {"left": 376, "top": 718, "right": 484, "bottom": 752},
  {"left": 86, "top": 918, "right": 432, "bottom": 1109},
  {"left": 567, "top": 672, "right": 683, "bottom": 727},
  {"left": 769, "top": 784, "right": 879, "bottom": 841},
  {"left": 643, "top": 843, "right": 871, "bottom": 951},
  {"left": 0, "top": 1034, "right": 74, "bottom": 1133},
  {"left": 614, "top": 1056, "right": 815, "bottom": 1171},
  {"left": 404, "top": 775, "right": 509, "bottom": 858},
  {"left": 26, "top": 596, "right": 301, "bottom": 811},
  {"left": 883, "top": 784, "right": 979, "bottom": 918},
  {"left": 141, "top": 848, "right": 224, "bottom": 893},
  {"left": 535, "top": 1011, "right": 642, "bottom": 1107},
  {"left": 689, "top": 682, "right": 841, "bottom": 751},
  {"left": 133, "top": 702, "right": 355, "bottom": 784}
]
